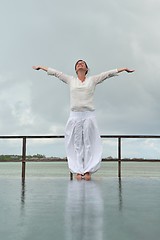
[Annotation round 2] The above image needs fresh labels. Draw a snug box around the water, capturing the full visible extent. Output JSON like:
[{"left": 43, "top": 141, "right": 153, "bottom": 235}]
[
  {"left": 0, "top": 162, "right": 160, "bottom": 240},
  {"left": 0, "top": 161, "right": 160, "bottom": 178}
]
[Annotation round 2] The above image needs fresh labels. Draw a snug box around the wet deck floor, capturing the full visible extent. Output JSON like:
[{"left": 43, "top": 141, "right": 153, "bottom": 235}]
[{"left": 0, "top": 177, "right": 160, "bottom": 240}]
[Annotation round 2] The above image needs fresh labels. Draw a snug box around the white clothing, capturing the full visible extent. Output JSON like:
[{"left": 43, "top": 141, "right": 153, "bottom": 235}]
[
  {"left": 47, "top": 67, "right": 118, "bottom": 174},
  {"left": 65, "top": 111, "right": 102, "bottom": 174},
  {"left": 47, "top": 67, "right": 118, "bottom": 111}
]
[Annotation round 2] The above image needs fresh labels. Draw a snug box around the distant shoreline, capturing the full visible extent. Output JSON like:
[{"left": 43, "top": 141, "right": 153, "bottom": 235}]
[{"left": 0, "top": 157, "right": 160, "bottom": 162}]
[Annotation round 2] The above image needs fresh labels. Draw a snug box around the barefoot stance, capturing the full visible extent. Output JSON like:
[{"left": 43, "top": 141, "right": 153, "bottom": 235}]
[
  {"left": 84, "top": 172, "right": 91, "bottom": 181},
  {"left": 75, "top": 173, "right": 91, "bottom": 181},
  {"left": 76, "top": 174, "right": 82, "bottom": 180}
]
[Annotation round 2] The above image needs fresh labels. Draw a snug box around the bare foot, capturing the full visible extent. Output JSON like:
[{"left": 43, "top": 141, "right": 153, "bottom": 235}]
[
  {"left": 76, "top": 173, "right": 82, "bottom": 180},
  {"left": 84, "top": 172, "right": 91, "bottom": 181}
]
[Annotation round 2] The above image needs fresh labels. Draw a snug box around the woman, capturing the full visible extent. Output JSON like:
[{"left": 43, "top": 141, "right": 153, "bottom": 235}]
[{"left": 32, "top": 60, "right": 134, "bottom": 180}]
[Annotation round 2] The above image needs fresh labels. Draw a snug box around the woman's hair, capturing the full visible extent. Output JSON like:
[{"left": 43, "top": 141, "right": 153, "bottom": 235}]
[{"left": 75, "top": 60, "right": 89, "bottom": 75}]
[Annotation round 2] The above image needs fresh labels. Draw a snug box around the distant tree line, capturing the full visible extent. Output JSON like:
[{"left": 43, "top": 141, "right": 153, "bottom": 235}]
[
  {"left": 0, "top": 154, "right": 159, "bottom": 162},
  {"left": 0, "top": 154, "right": 46, "bottom": 161}
]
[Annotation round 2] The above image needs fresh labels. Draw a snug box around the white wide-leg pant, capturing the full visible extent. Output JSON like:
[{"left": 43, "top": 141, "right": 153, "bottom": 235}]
[{"left": 65, "top": 111, "right": 102, "bottom": 174}]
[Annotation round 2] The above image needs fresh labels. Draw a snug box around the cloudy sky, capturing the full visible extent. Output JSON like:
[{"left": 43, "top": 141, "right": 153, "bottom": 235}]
[{"left": 0, "top": 0, "right": 160, "bottom": 158}]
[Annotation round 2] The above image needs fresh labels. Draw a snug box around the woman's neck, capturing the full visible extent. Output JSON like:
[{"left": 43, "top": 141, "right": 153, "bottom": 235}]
[{"left": 77, "top": 70, "right": 86, "bottom": 82}]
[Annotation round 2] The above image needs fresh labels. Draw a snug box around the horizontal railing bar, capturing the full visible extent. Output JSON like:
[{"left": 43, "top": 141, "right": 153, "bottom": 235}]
[
  {"left": 100, "top": 135, "right": 160, "bottom": 138},
  {"left": 0, "top": 135, "right": 160, "bottom": 139},
  {"left": 0, "top": 135, "right": 65, "bottom": 139}
]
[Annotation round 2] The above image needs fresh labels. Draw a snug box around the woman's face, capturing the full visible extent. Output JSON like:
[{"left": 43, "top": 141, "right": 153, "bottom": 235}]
[{"left": 75, "top": 60, "right": 88, "bottom": 74}]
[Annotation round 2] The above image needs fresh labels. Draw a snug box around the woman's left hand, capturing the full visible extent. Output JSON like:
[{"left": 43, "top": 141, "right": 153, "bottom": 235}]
[{"left": 125, "top": 68, "right": 135, "bottom": 73}]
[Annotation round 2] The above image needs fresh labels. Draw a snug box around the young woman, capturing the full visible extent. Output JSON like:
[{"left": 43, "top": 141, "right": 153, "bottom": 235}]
[{"left": 32, "top": 60, "right": 134, "bottom": 180}]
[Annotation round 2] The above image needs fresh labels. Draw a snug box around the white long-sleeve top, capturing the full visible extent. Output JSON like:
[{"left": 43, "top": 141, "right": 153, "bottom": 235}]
[{"left": 47, "top": 68, "right": 118, "bottom": 112}]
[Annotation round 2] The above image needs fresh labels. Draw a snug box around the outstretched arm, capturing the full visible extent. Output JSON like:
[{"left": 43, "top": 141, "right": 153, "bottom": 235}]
[
  {"left": 117, "top": 68, "right": 135, "bottom": 73},
  {"left": 32, "top": 66, "right": 48, "bottom": 71},
  {"left": 32, "top": 65, "right": 71, "bottom": 84}
]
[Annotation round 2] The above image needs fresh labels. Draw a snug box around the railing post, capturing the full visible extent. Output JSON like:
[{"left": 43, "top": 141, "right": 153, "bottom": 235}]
[
  {"left": 70, "top": 172, "right": 73, "bottom": 180},
  {"left": 118, "top": 137, "right": 122, "bottom": 178},
  {"left": 22, "top": 137, "right": 26, "bottom": 179}
]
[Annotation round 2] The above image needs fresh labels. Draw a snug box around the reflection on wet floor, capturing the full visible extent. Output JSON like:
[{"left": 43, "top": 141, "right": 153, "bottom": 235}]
[
  {"left": 0, "top": 177, "right": 160, "bottom": 240},
  {"left": 65, "top": 180, "right": 104, "bottom": 239}
]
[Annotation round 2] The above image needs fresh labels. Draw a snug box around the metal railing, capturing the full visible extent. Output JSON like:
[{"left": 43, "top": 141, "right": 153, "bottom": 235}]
[{"left": 0, "top": 135, "right": 160, "bottom": 179}]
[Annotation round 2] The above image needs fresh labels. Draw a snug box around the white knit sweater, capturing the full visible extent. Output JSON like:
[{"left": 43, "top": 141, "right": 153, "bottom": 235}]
[{"left": 47, "top": 67, "right": 118, "bottom": 111}]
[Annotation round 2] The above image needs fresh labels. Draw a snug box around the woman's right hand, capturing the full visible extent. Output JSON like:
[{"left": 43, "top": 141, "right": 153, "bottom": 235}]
[
  {"left": 32, "top": 66, "right": 41, "bottom": 70},
  {"left": 32, "top": 66, "right": 48, "bottom": 72}
]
